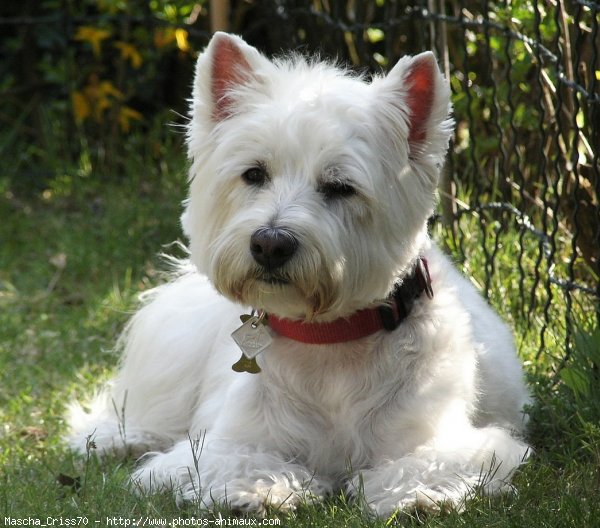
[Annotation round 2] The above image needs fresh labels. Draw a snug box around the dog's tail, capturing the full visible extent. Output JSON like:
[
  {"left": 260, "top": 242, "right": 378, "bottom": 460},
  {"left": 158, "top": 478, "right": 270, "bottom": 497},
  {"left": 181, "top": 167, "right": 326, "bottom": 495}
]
[{"left": 65, "top": 388, "right": 174, "bottom": 459}]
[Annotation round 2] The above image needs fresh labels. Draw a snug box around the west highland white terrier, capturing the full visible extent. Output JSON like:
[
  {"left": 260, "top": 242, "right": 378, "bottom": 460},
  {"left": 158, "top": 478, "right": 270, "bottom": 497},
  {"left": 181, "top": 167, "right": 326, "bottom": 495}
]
[{"left": 67, "top": 32, "right": 531, "bottom": 516}]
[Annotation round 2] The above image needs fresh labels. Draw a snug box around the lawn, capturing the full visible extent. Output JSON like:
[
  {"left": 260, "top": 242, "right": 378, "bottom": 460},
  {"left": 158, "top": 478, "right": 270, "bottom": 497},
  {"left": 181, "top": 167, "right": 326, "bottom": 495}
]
[{"left": 1, "top": 140, "right": 600, "bottom": 527}]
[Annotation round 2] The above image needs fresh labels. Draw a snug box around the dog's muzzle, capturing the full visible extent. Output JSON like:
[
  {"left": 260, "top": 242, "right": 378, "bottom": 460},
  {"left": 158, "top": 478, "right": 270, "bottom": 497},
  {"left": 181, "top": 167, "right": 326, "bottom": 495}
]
[{"left": 250, "top": 227, "right": 298, "bottom": 272}]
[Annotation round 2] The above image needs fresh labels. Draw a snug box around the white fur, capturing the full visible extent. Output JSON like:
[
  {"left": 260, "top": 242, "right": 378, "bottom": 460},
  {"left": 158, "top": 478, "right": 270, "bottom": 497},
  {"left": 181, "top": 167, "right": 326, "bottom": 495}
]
[{"left": 66, "top": 33, "right": 531, "bottom": 517}]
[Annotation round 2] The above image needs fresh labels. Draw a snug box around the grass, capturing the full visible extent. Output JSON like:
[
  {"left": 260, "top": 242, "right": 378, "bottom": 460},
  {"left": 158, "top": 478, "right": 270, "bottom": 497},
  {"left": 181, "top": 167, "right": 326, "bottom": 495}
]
[{"left": 2, "top": 128, "right": 600, "bottom": 527}]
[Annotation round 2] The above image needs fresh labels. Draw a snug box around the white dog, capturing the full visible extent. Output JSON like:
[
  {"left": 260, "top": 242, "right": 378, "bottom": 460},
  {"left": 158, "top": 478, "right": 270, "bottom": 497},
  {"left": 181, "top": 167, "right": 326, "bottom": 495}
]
[{"left": 67, "top": 32, "right": 531, "bottom": 516}]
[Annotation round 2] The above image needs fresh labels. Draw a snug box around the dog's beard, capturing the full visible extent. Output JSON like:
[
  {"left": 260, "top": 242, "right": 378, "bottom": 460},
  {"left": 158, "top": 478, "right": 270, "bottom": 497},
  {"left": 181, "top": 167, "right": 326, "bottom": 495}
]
[{"left": 211, "top": 251, "right": 341, "bottom": 320}]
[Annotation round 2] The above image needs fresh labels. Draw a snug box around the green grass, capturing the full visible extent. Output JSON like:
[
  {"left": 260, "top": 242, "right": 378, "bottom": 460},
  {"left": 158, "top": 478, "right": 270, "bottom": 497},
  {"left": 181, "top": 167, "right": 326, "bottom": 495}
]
[{"left": 2, "top": 137, "right": 600, "bottom": 527}]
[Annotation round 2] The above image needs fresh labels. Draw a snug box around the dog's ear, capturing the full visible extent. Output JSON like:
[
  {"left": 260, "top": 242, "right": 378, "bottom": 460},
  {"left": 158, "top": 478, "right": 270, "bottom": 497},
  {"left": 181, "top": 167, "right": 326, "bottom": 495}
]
[
  {"left": 193, "top": 32, "right": 267, "bottom": 122},
  {"left": 377, "top": 52, "right": 453, "bottom": 165}
]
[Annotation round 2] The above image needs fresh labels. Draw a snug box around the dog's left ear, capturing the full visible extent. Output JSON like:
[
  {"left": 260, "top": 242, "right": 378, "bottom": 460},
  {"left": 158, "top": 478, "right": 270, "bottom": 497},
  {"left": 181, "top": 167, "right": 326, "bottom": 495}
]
[
  {"left": 192, "top": 32, "right": 269, "bottom": 123},
  {"left": 377, "top": 52, "right": 453, "bottom": 165}
]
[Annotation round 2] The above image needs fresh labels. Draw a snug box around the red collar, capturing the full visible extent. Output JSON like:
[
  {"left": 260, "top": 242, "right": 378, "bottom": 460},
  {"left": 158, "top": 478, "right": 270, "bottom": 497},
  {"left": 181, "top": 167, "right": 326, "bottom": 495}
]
[{"left": 267, "top": 258, "right": 433, "bottom": 344}]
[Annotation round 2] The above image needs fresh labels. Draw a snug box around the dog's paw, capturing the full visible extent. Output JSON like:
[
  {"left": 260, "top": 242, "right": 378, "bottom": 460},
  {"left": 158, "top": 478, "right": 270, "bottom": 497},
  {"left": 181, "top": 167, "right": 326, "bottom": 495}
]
[
  {"left": 188, "top": 476, "right": 328, "bottom": 516},
  {"left": 220, "top": 480, "right": 304, "bottom": 515},
  {"left": 132, "top": 466, "right": 180, "bottom": 495},
  {"left": 134, "top": 457, "right": 329, "bottom": 515},
  {"left": 399, "top": 488, "right": 462, "bottom": 514},
  {"left": 361, "top": 487, "right": 463, "bottom": 518}
]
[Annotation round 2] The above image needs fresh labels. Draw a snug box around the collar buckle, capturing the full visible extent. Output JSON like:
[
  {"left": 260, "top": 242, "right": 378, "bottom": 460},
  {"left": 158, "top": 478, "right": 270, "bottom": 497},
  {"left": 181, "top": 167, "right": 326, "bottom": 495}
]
[
  {"left": 417, "top": 258, "right": 434, "bottom": 299},
  {"left": 377, "top": 257, "right": 433, "bottom": 331}
]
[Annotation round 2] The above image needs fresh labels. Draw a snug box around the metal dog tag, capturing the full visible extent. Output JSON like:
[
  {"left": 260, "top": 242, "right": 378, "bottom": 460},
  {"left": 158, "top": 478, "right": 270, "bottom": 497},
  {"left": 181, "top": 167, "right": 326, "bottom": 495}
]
[{"left": 231, "top": 312, "right": 272, "bottom": 374}]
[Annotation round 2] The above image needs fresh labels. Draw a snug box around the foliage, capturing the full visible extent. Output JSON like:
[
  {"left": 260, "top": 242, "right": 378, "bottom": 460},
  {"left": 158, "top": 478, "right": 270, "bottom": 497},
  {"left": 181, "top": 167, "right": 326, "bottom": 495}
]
[
  {"left": 1, "top": 0, "right": 206, "bottom": 183},
  {"left": 66, "top": 1, "right": 196, "bottom": 130}
]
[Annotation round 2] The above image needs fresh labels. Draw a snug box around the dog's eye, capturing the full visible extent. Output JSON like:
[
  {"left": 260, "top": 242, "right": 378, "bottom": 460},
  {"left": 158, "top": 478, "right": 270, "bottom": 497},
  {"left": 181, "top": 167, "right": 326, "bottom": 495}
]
[
  {"left": 242, "top": 166, "right": 268, "bottom": 186},
  {"left": 318, "top": 180, "right": 356, "bottom": 200}
]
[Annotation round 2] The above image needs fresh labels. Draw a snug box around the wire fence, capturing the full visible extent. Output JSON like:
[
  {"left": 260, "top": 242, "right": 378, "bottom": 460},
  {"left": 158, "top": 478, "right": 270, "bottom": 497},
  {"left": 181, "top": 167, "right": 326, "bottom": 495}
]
[
  {"left": 2, "top": 1, "right": 598, "bottom": 371},
  {"left": 255, "top": 0, "right": 600, "bottom": 370}
]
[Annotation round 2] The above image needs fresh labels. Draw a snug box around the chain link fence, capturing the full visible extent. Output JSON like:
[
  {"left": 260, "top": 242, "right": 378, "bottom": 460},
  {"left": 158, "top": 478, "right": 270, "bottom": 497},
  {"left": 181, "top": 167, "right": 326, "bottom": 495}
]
[
  {"left": 2, "top": 0, "right": 598, "bottom": 371},
  {"left": 253, "top": 0, "right": 600, "bottom": 370}
]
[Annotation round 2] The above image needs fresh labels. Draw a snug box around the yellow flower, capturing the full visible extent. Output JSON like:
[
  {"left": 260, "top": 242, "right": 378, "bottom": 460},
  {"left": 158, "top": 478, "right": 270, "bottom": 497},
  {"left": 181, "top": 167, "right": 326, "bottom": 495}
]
[
  {"left": 74, "top": 26, "right": 111, "bottom": 57},
  {"left": 118, "top": 106, "right": 143, "bottom": 133},
  {"left": 98, "top": 81, "right": 124, "bottom": 100},
  {"left": 114, "top": 41, "right": 143, "bottom": 69},
  {"left": 175, "top": 28, "right": 190, "bottom": 52},
  {"left": 76, "top": 77, "right": 124, "bottom": 122},
  {"left": 71, "top": 90, "right": 91, "bottom": 123}
]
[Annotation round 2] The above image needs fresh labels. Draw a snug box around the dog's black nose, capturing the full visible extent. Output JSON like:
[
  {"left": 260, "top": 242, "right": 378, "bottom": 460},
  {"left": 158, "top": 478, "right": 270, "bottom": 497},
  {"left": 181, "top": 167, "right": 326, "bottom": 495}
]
[{"left": 250, "top": 227, "right": 298, "bottom": 270}]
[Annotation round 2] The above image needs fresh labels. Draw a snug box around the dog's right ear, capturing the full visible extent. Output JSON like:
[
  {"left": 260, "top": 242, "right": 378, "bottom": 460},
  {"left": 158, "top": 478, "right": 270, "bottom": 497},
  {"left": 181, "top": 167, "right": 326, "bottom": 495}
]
[{"left": 193, "top": 32, "right": 267, "bottom": 123}]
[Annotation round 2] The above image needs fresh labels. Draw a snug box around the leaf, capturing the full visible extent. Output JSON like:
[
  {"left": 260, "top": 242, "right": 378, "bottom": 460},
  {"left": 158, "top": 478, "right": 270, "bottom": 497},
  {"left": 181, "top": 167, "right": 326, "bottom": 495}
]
[
  {"left": 366, "top": 28, "right": 385, "bottom": 44},
  {"left": 114, "top": 41, "right": 143, "bottom": 69},
  {"left": 560, "top": 367, "right": 590, "bottom": 398},
  {"left": 56, "top": 473, "right": 81, "bottom": 493},
  {"left": 118, "top": 106, "right": 143, "bottom": 133},
  {"left": 74, "top": 26, "right": 111, "bottom": 57},
  {"left": 574, "top": 326, "right": 600, "bottom": 365},
  {"left": 71, "top": 90, "right": 90, "bottom": 122},
  {"left": 49, "top": 252, "right": 67, "bottom": 270},
  {"left": 98, "top": 81, "right": 124, "bottom": 100},
  {"left": 174, "top": 28, "right": 190, "bottom": 52}
]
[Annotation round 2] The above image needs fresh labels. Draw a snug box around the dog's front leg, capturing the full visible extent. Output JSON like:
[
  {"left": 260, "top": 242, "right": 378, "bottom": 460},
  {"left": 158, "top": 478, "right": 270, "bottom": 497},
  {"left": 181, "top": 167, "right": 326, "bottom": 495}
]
[
  {"left": 134, "top": 373, "right": 335, "bottom": 514},
  {"left": 133, "top": 435, "right": 331, "bottom": 515},
  {"left": 350, "top": 425, "right": 530, "bottom": 517}
]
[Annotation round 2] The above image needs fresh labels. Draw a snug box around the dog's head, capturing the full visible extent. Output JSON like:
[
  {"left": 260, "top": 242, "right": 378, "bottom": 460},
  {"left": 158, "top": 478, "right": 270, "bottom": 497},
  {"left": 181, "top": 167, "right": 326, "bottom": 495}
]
[{"left": 181, "top": 33, "right": 453, "bottom": 321}]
